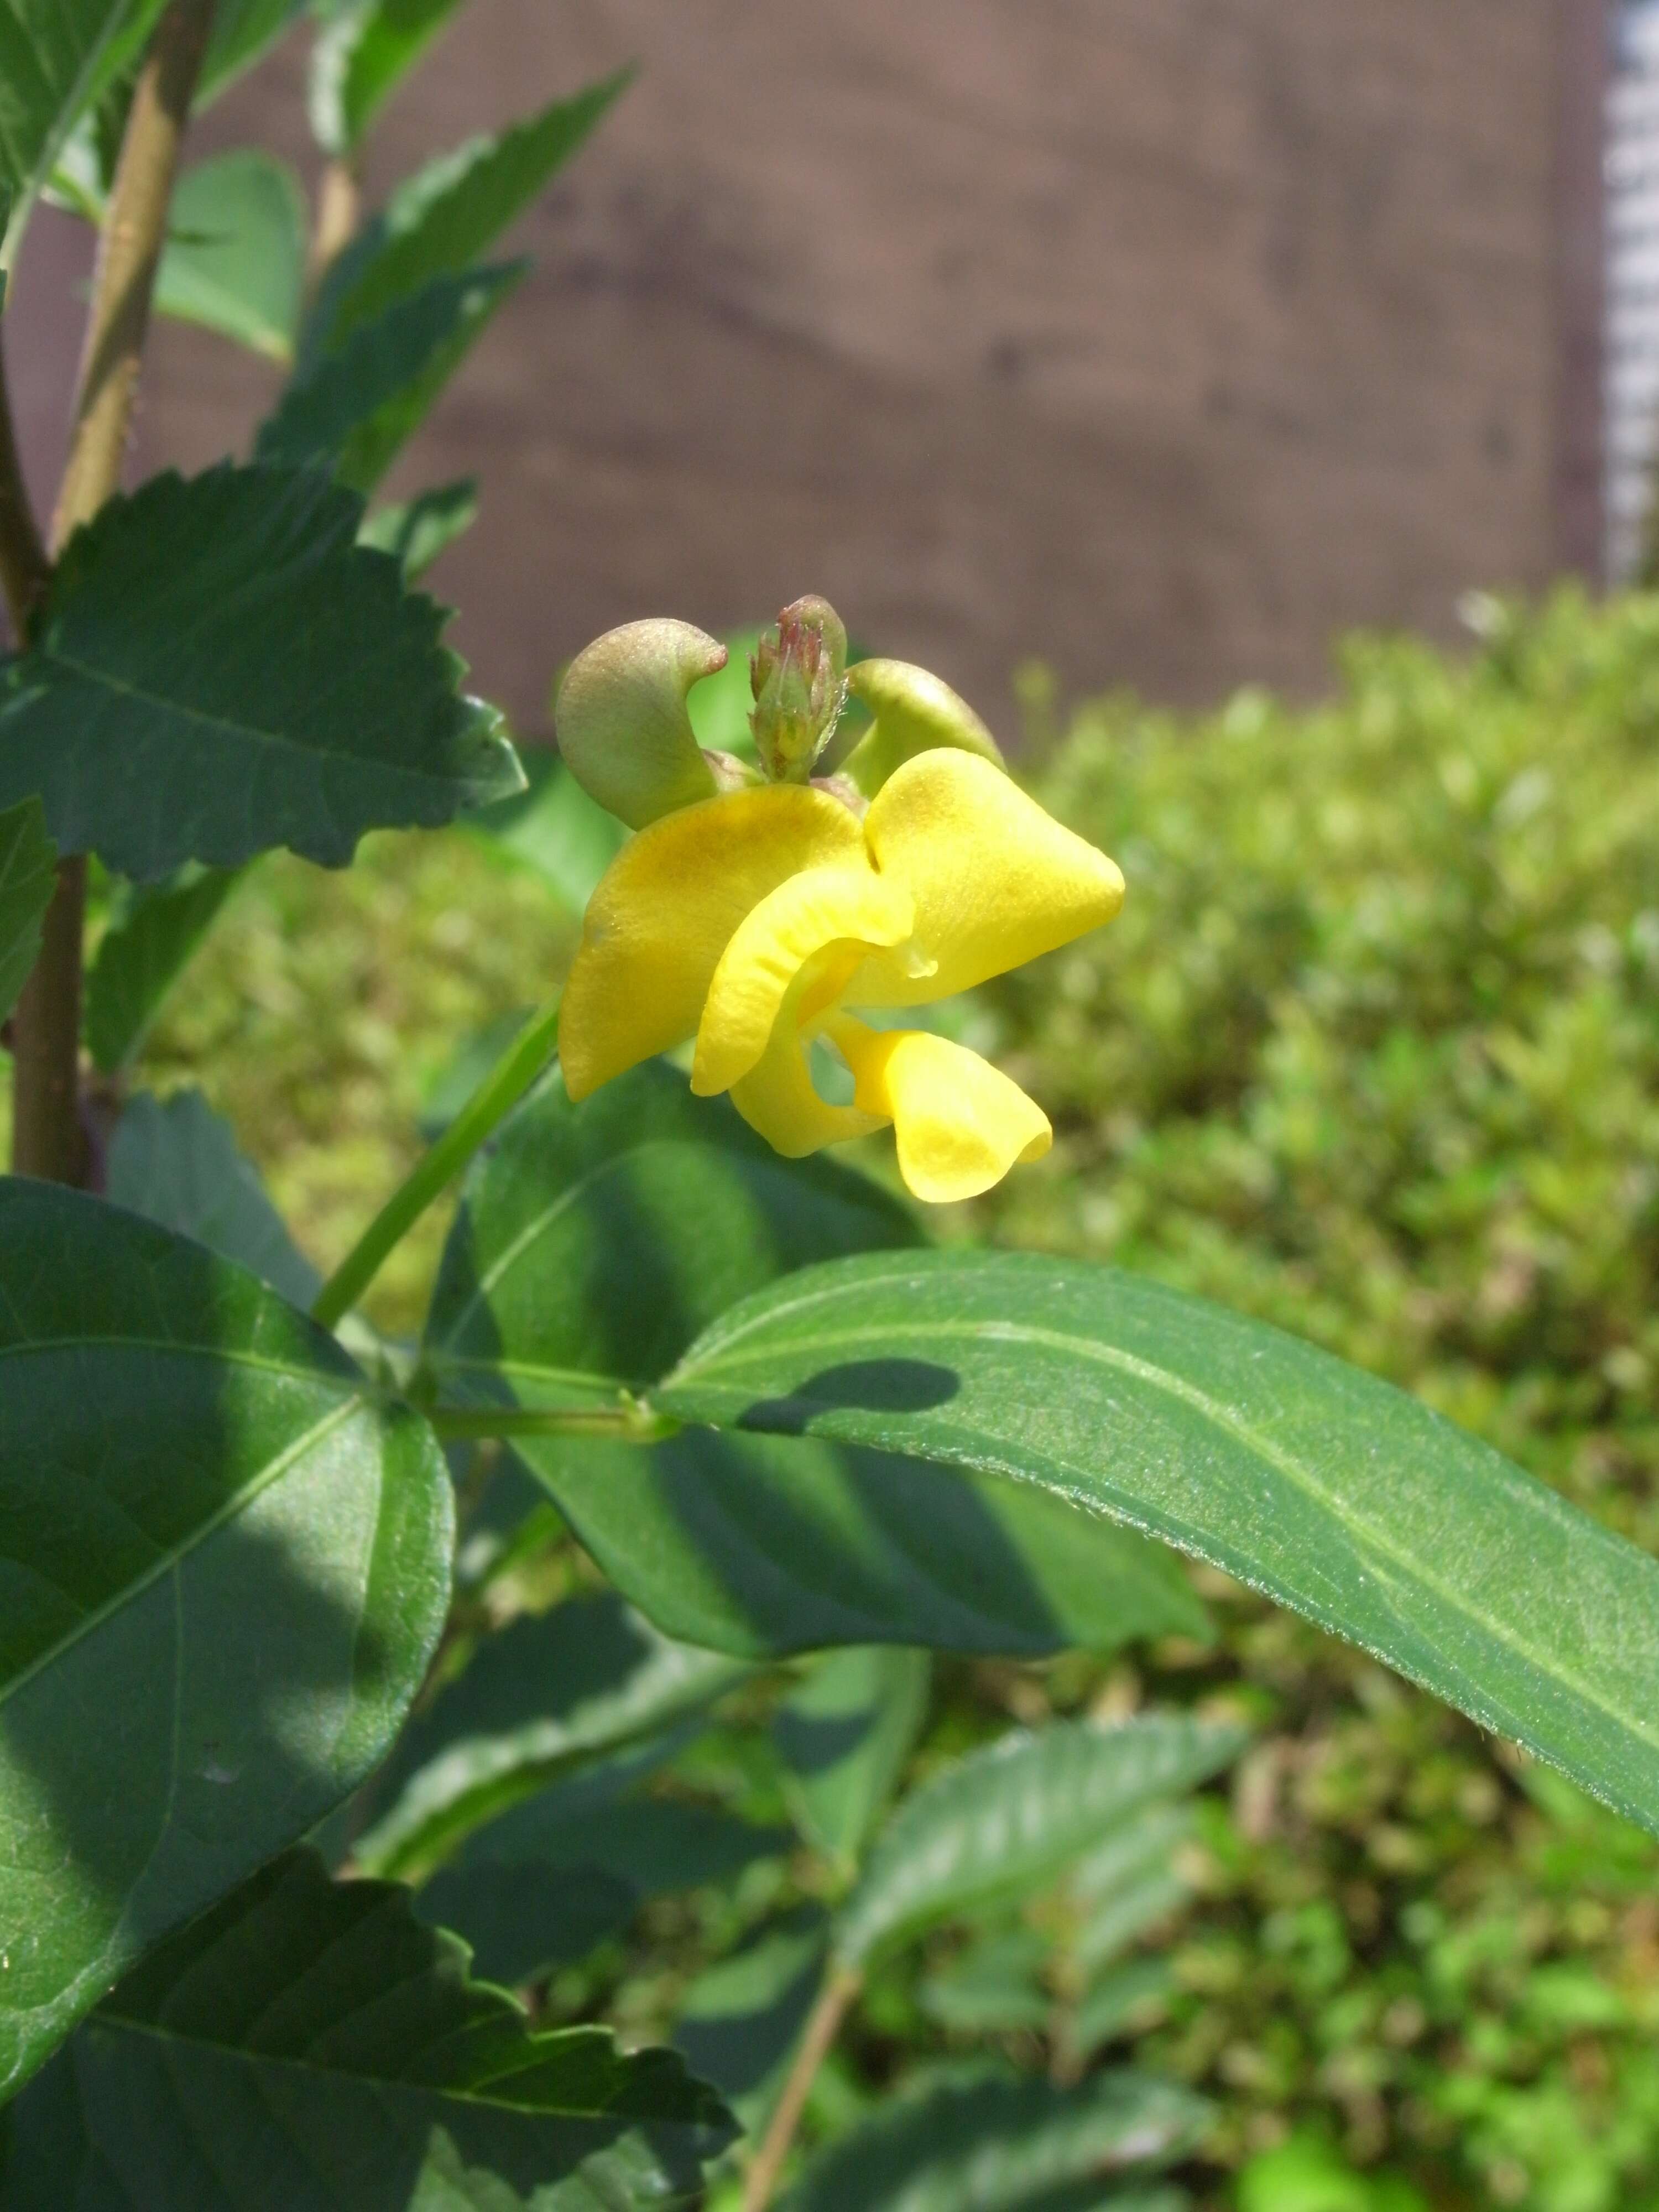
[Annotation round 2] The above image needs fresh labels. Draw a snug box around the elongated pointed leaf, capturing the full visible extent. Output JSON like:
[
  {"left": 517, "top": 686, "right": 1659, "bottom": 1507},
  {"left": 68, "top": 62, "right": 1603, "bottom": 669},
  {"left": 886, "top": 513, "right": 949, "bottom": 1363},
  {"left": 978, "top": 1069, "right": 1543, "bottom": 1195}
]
[
  {"left": 674, "top": 1908, "right": 828, "bottom": 2120},
  {"left": 309, "top": 71, "right": 631, "bottom": 354},
  {"left": 354, "top": 1590, "right": 748, "bottom": 1879},
  {"left": 258, "top": 262, "right": 523, "bottom": 493},
  {"left": 197, "top": 0, "right": 308, "bottom": 103},
  {"left": 0, "top": 0, "right": 156, "bottom": 255},
  {"left": 0, "top": 1849, "right": 735, "bottom": 2208},
  {"left": 775, "top": 1647, "right": 931, "bottom": 1867},
  {"left": 832, "top": 1717, "right": 1244, "bottom": 1970},
  {"left": 360, "top": 475, "right": 478, "bottom": 579},
  {"left": 0, "top": 794, "right": 54, "bottom": 1022},
  {"left": 311, "top": 0, "right": 468, "bottom": 155},
  {"left": 426, "top": 1066, "right": 1205, "bottom": 1657},
  {"left": 661, "top": 1249, "right": 1659, "bottom": 1840},
  {"left": 0, "top": 1180, "right": 451, "bottom": 2099},
  {"left": 106, "top": 1087, "right": 320, "bottom": 1307},
  {"left": 84, "top": 862, "right": 241, "bottom": 1072},
  {"left": 0, "top": 463, "right": 520, "bottom": 879},
  {"left": 779, "top": 2068, "right": 1205, "bottom": 2212},
  {"left": 156, "top": 149, "right": 305, "bottom": 360},
  {"left": 918, "top": 1929, "right": 1052, "bottom": 2035}
]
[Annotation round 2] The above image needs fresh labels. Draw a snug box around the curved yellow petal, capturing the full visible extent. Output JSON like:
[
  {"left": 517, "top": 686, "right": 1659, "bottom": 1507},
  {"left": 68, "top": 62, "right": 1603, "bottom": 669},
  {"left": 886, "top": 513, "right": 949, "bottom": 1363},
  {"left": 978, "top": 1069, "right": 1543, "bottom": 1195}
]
[
  {"left": 833, "top": 1019, "right": 1051, "bottom": 1203},
  {"left": 846, "top": 750, "right": 1124, "bottom": 1006},
  {"left": 559, "top": 784, "right": 863, "bottom": 1102},
  {"left": 692, "top": 864, "right": 914, "bottom": 1097},
  {"left": 729, "top": 1022, "right": 886, "bottom": 1157}
]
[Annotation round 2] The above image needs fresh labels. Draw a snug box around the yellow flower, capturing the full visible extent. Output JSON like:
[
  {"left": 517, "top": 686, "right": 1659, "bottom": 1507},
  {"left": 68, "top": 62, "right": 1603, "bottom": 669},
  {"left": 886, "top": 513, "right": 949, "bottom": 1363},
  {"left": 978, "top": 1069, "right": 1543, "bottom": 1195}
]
[{"left": 559, "top": 743, "right": 1124, "bottom": 1204}]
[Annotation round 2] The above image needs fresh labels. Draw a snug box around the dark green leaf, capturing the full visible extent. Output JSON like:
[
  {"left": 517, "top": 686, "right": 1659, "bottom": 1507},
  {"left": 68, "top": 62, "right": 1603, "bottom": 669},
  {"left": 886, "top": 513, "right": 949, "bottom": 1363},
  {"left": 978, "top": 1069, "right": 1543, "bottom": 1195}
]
[
  {"left": 0, "top": 463, "right": 521, "bottom": 879},
  {"left": 465, "top": 749, "right": 627, "bottom": 910},
  {"left": 426, "top": 1066, "right": 1204, "bottom": 1657},
  {"left": 360, "top": 474, "right": 478, "bottom": 580},
  {"left": 106, "top": 1087, "right": 320, "bottom": 1307},
  {"left": 661, "top": 1249, "right": 1659, "bottom": 1840},
  {"left": 310, "top": 0, "right": 467, "bottom": 155},
  {"left": 155, "top": 149, "right": 305, "bottom": 359},
  {"left": 779, "top": 2068, "right": 1206, "bottom": 2212},
  {"left": 259, "top": 263, "right": 523, "bottom": 493},
  {"left": 832, "top": 1717, "right": 1244, "bottom": 1970},
  {"left": 674, "top": 1908, "right": 828, "bottom": 2116},
  {"left": 309, "top": 71, "right": 631, "bottom": 353},
  {"left": 0, "top": 794, "right": 54, "bottom": 1022},
  {"left": 775, "top": 1647, "right": 931, "bottom": 1867},
  {"left": 353, "top": 1590, "right": 749, "bottom": 1879},
  {"left": 1067, "top": 1960, "right": 1177, "bottom": 2064},
  {"left": 418, "top": 1796, "right": 791, "bottom": 1986},
  {"left": 197, "top": 0, "right": 308, "bottom": 103},
  {"left": 0, "top": 1180, "right": 451, "bottom": 2099},
  {"left": 84, "top": 862, "right": 241, "bottom": 1072},
  {"left": 0, "top": 0, "right": 154, "bottom": 249},
  {"left": 0, "top": 1848, "right": 735, "bottom": 2208}
]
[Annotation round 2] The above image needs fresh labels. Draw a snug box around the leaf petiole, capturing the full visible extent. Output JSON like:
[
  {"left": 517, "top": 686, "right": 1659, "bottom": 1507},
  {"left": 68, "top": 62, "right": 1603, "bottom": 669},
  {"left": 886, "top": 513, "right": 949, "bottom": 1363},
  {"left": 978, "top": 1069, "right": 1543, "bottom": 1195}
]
[{"left": 424, "top": 1396, "right": 680, "bottom": 1444}]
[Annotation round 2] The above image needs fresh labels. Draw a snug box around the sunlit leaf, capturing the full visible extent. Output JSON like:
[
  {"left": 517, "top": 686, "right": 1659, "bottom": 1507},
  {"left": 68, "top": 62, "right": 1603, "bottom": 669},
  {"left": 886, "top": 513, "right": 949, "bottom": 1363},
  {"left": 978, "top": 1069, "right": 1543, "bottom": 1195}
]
[{"left": 155, "top": 149, "right": 305, "bottom": 360}]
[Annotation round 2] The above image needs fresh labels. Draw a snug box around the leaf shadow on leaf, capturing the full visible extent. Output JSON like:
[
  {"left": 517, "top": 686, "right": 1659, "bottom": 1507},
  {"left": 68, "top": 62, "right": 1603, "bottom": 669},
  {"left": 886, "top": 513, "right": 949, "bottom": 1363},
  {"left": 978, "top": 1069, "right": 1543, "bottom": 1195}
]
[{"left": 737, "top": 1359, "right": 962, "bottom": 1432}]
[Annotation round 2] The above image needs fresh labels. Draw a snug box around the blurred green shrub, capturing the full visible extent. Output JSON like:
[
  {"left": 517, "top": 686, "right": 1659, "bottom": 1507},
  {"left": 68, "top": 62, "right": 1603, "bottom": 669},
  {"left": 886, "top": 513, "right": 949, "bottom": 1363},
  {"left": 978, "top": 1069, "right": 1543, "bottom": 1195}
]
[{"left": 977, "top": 588, "right": 1659, "bottom": 2210}]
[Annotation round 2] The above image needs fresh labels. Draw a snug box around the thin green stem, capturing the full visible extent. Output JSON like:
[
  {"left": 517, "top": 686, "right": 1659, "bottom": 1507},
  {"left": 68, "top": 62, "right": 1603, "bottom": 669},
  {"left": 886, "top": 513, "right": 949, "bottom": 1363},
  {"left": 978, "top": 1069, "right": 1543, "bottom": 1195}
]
[
  {"left": 425, "top": 1400, "right": 679, "bottom": 1443},
  {"left": 311, "top": 997, "right": 561, "bottom": 1331}
]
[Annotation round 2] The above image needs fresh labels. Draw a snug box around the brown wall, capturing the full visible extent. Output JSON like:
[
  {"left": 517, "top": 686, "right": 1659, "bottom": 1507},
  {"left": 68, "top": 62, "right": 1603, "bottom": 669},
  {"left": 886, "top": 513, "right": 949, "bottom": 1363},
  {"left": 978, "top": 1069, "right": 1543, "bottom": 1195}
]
[{"left": 15, "top": 1, "right": 1580, "bottom": 733}]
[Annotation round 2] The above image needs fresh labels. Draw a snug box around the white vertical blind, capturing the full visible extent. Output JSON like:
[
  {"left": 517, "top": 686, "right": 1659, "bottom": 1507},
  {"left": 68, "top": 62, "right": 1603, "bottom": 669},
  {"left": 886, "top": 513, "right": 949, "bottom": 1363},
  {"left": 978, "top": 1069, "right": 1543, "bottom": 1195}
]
[{"left": 1606, "top": 1, "right": 1659, "bottom": 580}]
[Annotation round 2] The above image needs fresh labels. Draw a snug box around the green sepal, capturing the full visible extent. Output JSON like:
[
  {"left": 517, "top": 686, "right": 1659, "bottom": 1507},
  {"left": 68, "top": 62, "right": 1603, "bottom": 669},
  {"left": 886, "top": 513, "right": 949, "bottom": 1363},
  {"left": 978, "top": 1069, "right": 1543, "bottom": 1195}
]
[{"left": 842, "top": 657, "right": 1004, "bottom": 795}]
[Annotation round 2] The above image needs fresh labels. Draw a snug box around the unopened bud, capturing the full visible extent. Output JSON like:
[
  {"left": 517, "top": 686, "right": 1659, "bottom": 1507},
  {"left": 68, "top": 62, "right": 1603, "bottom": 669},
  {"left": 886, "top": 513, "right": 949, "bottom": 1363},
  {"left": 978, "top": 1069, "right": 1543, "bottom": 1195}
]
[{"left": 749, "top": 594, "right": 848, "bottom": 782}]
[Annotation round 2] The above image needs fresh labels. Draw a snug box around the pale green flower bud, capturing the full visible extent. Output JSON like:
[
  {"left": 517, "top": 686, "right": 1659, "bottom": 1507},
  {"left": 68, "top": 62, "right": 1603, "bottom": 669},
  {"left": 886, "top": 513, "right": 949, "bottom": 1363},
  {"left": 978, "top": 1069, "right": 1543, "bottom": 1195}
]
[
  {"left": 749, "top": 595, "right": 849, "bottom": 782},
  {"left": 555, "top": 619, "right": 729, "bottom": 828}
]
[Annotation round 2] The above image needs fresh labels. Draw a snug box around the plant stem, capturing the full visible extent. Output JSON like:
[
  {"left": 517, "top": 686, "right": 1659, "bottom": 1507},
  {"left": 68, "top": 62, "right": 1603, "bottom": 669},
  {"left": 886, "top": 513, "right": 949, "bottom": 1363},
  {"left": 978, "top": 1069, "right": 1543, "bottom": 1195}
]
[
  {"left": 311, "top": 998, "right": 562, "bottom": 1331},
  {"left": 425, "top": 1400, "right": 680, "bottom": 1444},
  {"left": 740, "top": 1965, "right": 863, "bottom": 2212},
  {"left": 10, "top": 0, "right": 217, "bottom": 1184},
  {"left": 310, "top": 157, "right": 361, "bottom": 290}
]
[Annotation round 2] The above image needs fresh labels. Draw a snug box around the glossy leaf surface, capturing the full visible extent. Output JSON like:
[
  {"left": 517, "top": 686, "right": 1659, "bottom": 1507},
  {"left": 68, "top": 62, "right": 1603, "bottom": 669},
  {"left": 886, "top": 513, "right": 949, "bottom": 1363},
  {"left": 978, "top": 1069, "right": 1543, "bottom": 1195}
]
[
  {"left": 0, "top": 463, "right": 519, "bottom": 878},
  {"left": 0, "top": 1181, "right": 451, "bottom": 2098},
  {"left": 662, "top": 1248, "right": 1659, "bottom": 1838},
  {"left": 426, "top": 1067, "right": 1204, "bottom": 1657},
  {"left": 779, "top": 2068, "right": 1204, "bottom": 2212},
  {"left": 0, "top": 1849, "right": 734, "bottom": 2207},
  {"left": 832, "top": 1717, "right": 1244, "bottom": 1970},
  {"left": 0, "top": 795, "right": 54, "bottom": 1022}
]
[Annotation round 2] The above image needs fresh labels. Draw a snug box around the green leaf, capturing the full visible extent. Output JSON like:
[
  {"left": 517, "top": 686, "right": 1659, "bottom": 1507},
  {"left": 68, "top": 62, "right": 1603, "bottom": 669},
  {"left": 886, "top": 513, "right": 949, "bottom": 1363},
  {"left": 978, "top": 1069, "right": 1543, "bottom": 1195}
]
[
  {"left": 779, "top": 2068, "right": 1206, "bottom": 2212},
  {"left": 425, "top": 1065, "right": 1206, "bottom": 1658},
  {"left": 917, "top": 1929, "right": 1052, "bottom": 2035},
  {"left": 831, "top": 1716, "right": 1244, "bottom": 1971},
  {"left": 197, "top": 0, "right": 309, "bottom": 103},
  {"left": 84, "top": 862, "right": 241, "bottom": 1072},
  {"left": 418, "top": 1796, "right": 791, "bottom": 1987},
  {"left": 311, "top": 0, "right": 467, "bottom": 155},
  {"left": 106, "top": 1087, "right": 321, "bottom": 1308},
  {"left": 0, "top": 1179, "right": 451, "bottom": 2100},
  {"left": 353, "top": 1590, "right": 749, "bottom": 1879},
  {"left": 0, "top": 0, "right": 155, "bottom": 256},
  {"left": 0, "top": 462, "right": 521, "bottom": 879},
  {"left": 1067, "top": 1960, "right": 1177, "bottom": 2064},
  {"left": 660, "top": 1248, "right": 1659, "bottom": 1840},
  {"left": 0, "top": 1848, "right": 735, "bottom": 2207},
  {"left": 308, "top": 70, "right": 632, "bottom": 354},
  {"left": 0, "top": 794, "right": 54, "bottom": 1022},
  {"left": 673, "top": 1909, "right": 828, "bottom": 2119},
  {"left": 360, "top": 474, "right": 478, "bottom": 580},
  {"left": 155, "top": 149, "right": 305, "bottom": 360},
  {"left": 259, "top": 262, "right": 523, "bottom": 494},
  {"left": 464, "top": 748, "right": 627, "bottom": 910},
  {"left": 774, "top": 1647, "right": 931, "bottom": 1868}
]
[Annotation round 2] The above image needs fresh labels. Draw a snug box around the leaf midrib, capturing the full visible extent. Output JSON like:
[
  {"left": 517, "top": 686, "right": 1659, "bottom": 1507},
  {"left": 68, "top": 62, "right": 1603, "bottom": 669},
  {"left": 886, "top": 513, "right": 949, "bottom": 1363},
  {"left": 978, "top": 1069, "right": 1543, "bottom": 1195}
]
[{"left": 667, "top": 1285, "right": 1659, "bottom": 1761}]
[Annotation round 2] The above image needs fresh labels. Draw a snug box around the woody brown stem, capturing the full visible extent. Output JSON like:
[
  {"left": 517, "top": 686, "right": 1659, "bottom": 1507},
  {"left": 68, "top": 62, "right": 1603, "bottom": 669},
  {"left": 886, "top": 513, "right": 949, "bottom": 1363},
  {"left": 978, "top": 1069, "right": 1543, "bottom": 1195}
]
[
  {"left": 10, "top": 0, "right": 217, "bottom": 1184},
  {"left": 739, "top": 1965, "right": 862, "bottom": 2212}
]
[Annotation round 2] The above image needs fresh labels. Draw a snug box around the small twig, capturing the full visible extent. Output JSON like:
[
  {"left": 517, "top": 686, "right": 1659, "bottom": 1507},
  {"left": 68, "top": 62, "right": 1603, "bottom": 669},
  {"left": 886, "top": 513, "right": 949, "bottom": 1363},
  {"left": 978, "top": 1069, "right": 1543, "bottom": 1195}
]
[
  {"left": 11, "top": 0, "right": 217, "bottom": 1184},
  {"left": 740, "top": 1965, "right": 863, "bottom": 2212}
]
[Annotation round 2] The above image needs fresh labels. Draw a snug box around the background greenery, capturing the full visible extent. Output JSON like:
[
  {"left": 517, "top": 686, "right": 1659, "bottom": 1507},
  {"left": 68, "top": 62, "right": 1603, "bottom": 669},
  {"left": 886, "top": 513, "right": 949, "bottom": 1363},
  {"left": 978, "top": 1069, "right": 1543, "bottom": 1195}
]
[{"left": 19, "top": 583, "right": 1659, "bottom": 2209}]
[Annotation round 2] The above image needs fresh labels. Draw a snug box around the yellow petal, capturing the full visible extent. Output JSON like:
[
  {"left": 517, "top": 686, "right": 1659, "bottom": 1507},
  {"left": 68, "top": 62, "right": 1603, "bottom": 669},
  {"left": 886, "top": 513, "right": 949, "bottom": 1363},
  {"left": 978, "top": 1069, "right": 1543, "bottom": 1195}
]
[
  {"left": 729, "top": 1021, "right": 886, "bottom": 1157},
  {"left": 559, "top": 784, "right": 863, "bottom": 1101},
  {"left": 846, "top": 749, "right": 1124, "bottom": 1006},
  {"left": 833, "top": 1018, "right": 1052, "bottom": 1202},
  {"left": 692, "top": 864, "right": 914, "bottom": 1097}
]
